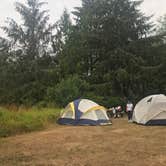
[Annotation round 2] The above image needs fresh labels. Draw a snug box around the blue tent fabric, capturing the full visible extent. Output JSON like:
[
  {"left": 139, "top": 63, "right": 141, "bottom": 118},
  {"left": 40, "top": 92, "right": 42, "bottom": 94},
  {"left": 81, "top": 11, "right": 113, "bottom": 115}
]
[
  {"left": 146, "top": 119, "right": 166, "bottom": 125},
  {"left": 73, "top": 99, "right": 83, "bottom": 120},
  {"left": 58, "top": 118, "right": 110, "bottom": 126}
]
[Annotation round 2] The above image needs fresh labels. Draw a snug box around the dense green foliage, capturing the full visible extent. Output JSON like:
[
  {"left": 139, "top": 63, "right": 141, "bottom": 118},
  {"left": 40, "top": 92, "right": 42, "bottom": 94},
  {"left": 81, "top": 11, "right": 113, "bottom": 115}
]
[
  {"left": 0, "top": 0, "right": 166, "bottom": 107},
  {"left": 0, "top": 107, "right": 60, "bottom": 137},
  {"left": 46, "top": 75, "right": 89, "bottom": 107}
]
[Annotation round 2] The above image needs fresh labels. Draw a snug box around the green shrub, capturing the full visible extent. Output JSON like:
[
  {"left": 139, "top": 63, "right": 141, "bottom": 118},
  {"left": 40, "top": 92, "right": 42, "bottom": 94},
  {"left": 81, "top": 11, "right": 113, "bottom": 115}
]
[
  {"left": 46, "top": 75, "right": 89, "bottom": 107},
  {"left": 83, "top": 92, "right": 124, "bottom": 108},
  {"left": 105, "top": 96, "right": 125, "bottom": 108}
]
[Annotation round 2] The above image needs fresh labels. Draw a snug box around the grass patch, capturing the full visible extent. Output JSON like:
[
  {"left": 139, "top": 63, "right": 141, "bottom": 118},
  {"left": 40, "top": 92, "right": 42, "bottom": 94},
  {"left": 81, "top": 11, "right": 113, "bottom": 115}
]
[{"left": 0, "top": 107, "right": 61, "bottom": 137}]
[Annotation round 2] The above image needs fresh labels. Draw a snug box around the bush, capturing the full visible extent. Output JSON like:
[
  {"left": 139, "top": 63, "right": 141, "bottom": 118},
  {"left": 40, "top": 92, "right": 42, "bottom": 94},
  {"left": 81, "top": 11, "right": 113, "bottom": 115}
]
[
  {"left": 46, "top": 75, "right": 89, "bottom": 107},
  {"left": 104, "top": 96, "right": 125, "bottom": 108},
  {"left": 84, "top": 92, "right": 124, "bottom": 108},
  {"left": 46, "top": 75, "right": 124, "bottom": 108}
]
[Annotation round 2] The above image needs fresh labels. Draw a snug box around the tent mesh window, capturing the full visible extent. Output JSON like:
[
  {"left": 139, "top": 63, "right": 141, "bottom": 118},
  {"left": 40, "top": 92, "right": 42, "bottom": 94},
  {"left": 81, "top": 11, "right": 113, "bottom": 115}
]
[
  {"left": 80, "top": 111, "right": 94, "bottom": 119},
  {"left": 63, "top": 106, "right": 73, "bottom": 118},
  {"left": 64, "top": 111, "right": 73, "bottom": 118},
  {"left": 95, "top": 110, "right": 107, "bottom": 120}
]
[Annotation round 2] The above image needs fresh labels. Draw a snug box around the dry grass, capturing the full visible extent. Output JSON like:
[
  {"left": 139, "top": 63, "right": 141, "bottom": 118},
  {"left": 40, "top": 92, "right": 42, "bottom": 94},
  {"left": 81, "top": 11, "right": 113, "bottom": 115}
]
[{"left": 0, "top": 118, "right": 166, "bottom": 166}]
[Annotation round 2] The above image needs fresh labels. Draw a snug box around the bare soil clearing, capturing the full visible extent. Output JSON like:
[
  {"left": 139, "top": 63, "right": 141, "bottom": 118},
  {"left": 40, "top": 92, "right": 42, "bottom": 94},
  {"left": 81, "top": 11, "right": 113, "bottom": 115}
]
[{"left": 0, "top": 118, "right": 166, "bottom": 166}]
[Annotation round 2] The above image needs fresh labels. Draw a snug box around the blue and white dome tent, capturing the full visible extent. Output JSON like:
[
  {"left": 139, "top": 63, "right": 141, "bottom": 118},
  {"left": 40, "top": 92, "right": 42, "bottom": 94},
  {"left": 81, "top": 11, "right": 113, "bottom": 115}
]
[{"left": 58, "top": 99, "right": 112, "bottom": 125}]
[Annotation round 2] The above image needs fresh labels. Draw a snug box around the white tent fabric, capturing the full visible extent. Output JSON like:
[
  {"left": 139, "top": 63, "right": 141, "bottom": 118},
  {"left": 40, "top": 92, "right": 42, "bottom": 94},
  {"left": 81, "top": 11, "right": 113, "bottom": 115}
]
[
  {"left": 78, "top": 99, "right": 98, "bottom": 113},
  {"left": 132, "top": 94, "right": 166, "bottom": 124},
  {"left": 77, "top": 99, "right": 109, "bottom": 121}
]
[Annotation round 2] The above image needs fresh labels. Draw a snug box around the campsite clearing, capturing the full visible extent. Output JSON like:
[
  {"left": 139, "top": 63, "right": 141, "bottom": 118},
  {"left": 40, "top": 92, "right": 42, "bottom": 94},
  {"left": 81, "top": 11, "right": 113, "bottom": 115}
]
[{"left": 0, "top": 118, "right": 166, "bottom": 166}]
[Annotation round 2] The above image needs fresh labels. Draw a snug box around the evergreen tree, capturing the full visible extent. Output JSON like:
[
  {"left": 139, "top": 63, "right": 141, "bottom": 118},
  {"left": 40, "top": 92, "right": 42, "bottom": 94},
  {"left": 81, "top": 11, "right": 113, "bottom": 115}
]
[
  {"left": 63, "top": 0, "right": 154, "bottom": 100},
  {"left": 157, "top": 14, "right": 166, "bottom": 35},
  {"left": 0, "top": 0, "right": 165, "bottom": 107},
  {"left": 59, "top": 8, "right": 72, "bottom": 42},
  {"left": 51, "top": 9, "right": 72, "bottom": 56},
  {"left": 0, "top": 0, "right": 58, "bottom": 105},
  {"left": 2, "top": 0, "right": 54, "bottom": 58}
]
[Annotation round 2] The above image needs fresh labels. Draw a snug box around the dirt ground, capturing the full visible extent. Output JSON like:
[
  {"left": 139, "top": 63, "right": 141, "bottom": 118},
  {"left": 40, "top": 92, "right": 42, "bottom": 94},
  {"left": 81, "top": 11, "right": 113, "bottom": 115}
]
[{"left": 0, "top": 118, "right": 166, "bottom": 166}]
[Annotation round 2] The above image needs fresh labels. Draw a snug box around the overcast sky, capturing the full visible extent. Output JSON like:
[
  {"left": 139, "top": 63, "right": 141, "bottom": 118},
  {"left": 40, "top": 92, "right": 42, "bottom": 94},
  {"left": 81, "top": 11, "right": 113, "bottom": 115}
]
[{"left": 0, "top": 0, "right": 166, "bottom": 36}]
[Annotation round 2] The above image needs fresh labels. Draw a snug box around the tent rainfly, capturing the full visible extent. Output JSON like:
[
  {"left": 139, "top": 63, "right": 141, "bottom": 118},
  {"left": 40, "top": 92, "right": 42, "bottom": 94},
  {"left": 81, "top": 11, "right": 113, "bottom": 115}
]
[
  {"left": 132, "top": 94, "right": 166, "bottom": 125},
  {"left": 58, "top": 99, "right": 112, "bottom": 126}
]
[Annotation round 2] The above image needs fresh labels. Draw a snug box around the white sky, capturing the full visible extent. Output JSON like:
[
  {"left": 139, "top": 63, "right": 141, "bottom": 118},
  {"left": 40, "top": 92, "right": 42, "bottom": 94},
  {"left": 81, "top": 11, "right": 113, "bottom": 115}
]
[{"left": 0, "top": 0, "right": 166, "bottom": 36}]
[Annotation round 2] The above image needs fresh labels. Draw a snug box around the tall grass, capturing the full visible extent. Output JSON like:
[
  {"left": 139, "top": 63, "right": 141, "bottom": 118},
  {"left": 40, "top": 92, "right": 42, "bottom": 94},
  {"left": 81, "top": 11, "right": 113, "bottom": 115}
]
[{"left": 0, "top": 107, "right": 61, "bottom": 137}]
